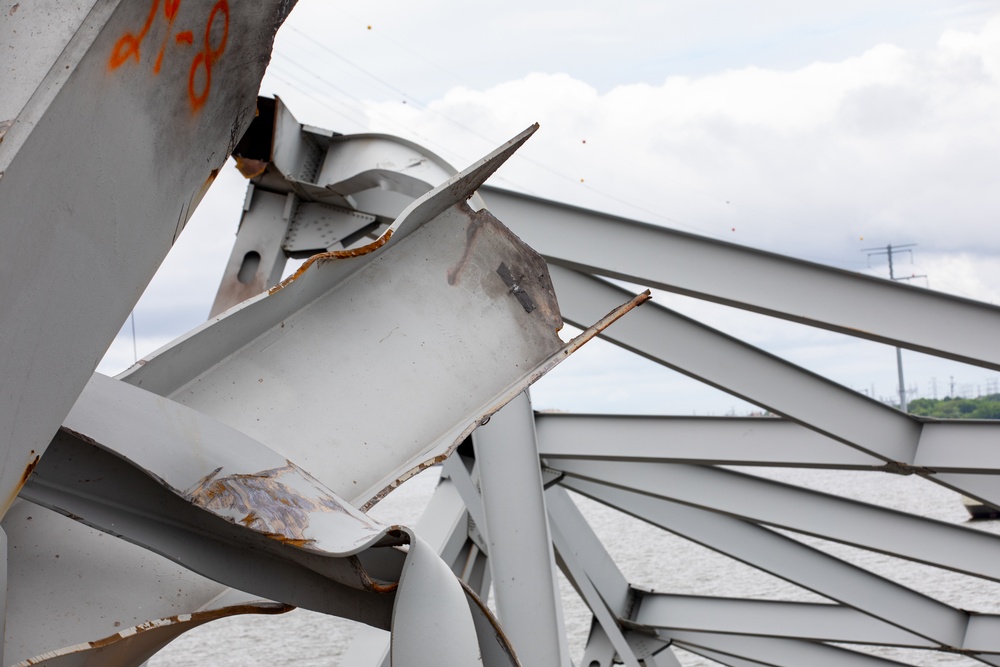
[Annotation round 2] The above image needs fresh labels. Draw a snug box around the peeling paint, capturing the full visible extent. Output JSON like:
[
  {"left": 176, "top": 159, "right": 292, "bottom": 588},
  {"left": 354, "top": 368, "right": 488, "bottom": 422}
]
[
  {"left": 184, "top": 462, "right": 355, "bottom": 547},
  {"left": 234, "top": 155, "right": 268, "bottom": 179}
]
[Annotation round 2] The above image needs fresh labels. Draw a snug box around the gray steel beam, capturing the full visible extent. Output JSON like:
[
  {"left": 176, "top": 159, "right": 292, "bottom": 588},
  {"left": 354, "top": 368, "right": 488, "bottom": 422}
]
[
  {"left": 549, "top": 517, "right": 643, "bottom": 667},
  {"left": 546, "top": 266, "right": 922, "bottom": 465},
  {"left": 550, "top": 458, "right": 1000, "bottom": 581},
  {"left": 914, "top": 422, "right": 1000, "bottom": 473},
  {"left": 209, "top": 189, "right": 292, "bottom": 317},
  {"left": 666, "top": 631, "right": 915, "bottom": 667},
  {"left": 546, "top": 267, "right": 1000, "bottom": 508},
  {"left": 0, "top": 0, "right": 294, "bottom": 519},
  {"left": 633, "top": 595, "right": 931, "bottom": 647},
  {"left": 537, "top": 413, "right": 1000, "bottom": 474},
  {"left": 473, "top": 392, "right": 569, "bottom": 667},
  {"left": 545, "top": 485, "right": 632, "bottom": 618},
  {"left": 535, "top": 414, "right": 884, "bottom": 469},
  {"left": 559, "top": 476, "right": 969, "bottom": 647},
  {"left": 482, "top": 186, "right": 1000, "bottom": 371}
]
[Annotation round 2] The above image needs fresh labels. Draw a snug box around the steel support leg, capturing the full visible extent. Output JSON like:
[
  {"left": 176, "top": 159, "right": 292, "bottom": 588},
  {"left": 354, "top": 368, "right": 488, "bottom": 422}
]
[{"left": 474, "top": 391, "right": 570, "bottom": 666}]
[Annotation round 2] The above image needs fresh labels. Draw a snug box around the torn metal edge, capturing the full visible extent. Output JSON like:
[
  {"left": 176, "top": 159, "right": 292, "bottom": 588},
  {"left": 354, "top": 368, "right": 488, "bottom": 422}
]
[
  {"left": 16, "top": 603, "right": 293, "bottom": 666},
  {"left": 361, "top": 289, "right": 652, "bottom": 510},
  {"left": 267, "top": 123, "right": 538, "bottom": 296}
]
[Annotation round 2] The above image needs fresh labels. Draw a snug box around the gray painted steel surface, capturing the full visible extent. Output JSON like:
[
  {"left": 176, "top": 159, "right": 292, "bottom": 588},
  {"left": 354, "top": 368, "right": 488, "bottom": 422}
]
[{"left": 5, "top": 19, "right": 1000, "bottom": 661}]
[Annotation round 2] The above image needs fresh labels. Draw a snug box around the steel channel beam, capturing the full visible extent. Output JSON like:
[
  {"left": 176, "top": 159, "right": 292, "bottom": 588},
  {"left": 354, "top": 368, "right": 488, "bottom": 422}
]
[
  {"left": 545, "top": 485, "right": 632, "bottom": 617},
  {"left": 473, "top": 392, "right": 568, "bottom": 667},
  {"left": 481, "top": 186, "right": 1000, "bottom": 371},
  {"left": 546, "top": 266, "right": 922, "bottom": 464},
  {"left": 535, "top": 414, "right": 885, "bottom": 469},
  {"left": 559, "top": 476, "right": 968, "bottom": 647},
  {"left": 549, "top": 517, "right": 643, "bottom": 667},
  {"left": 537, "top": 414, "right": 1000, "bottom": 474},
  {"left": 549, "top": 458, "right": 1000, "bottom": 581},
  {"left": 547, "top": 266, "right": 1000, "bottom": 510},
  {"left": 633, "top": 595, "right": 932, "bottom": 647},
  {"left": 666, "top": 631, "right": 914, "bottom": 667}
]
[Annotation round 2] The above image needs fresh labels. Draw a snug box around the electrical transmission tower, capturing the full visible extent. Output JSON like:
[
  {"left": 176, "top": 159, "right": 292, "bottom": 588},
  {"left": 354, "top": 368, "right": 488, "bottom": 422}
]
[{"left": 864, "top": 243, "right": 927, "bottom": 411}]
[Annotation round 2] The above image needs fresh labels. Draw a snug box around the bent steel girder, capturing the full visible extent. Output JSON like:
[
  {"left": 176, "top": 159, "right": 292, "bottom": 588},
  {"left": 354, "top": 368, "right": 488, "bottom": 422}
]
[
  {"left": 0, "top": 0, "right": 297, "bottom": 520},
  {"left": 6, "top": 111, "right": 649, "bottom": 665},
  {"left": 211, "top": 99, "right": 1000, "bottom": 667}
]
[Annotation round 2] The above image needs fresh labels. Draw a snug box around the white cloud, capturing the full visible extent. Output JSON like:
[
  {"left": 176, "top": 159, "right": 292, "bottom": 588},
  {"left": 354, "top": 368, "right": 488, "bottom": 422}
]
[{"left": 110, "top": 9, "right": 1000, "bottom": 415}]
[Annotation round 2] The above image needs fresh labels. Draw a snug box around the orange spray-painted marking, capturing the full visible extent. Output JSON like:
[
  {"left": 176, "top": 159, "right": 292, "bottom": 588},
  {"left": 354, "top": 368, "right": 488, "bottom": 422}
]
[
  {"left": 153, "top": 0, "right": 182, "bottom": 74},
  {"left": 188, "top": 0, "right": 229, "bottom": 111},
  {"left": 109, "top": 0, "right": 160, "bottom": 68}
]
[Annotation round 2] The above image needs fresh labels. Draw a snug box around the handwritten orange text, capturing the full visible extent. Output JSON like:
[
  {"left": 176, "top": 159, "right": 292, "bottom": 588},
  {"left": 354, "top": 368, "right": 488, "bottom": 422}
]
[{"left": 108, "top": 0, "right": 229, "bottom": 112}]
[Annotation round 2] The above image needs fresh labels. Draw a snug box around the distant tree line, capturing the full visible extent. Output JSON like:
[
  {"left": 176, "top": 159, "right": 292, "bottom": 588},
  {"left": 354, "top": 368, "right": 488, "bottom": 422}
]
[{"left": 908, "top": 394, "right": 1000, "bottom": 419}]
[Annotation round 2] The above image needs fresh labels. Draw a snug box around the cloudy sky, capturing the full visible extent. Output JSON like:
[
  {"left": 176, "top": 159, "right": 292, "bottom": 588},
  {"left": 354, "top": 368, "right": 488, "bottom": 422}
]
[{"left": 101, "top": 1, "right": 1000, "bottom": 415}]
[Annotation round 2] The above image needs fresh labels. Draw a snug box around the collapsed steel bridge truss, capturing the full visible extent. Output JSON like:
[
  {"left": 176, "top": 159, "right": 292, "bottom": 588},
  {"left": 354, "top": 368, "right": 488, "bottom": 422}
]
[{"left": 3, "top": 3, "right": 1000, "bottom": 666}]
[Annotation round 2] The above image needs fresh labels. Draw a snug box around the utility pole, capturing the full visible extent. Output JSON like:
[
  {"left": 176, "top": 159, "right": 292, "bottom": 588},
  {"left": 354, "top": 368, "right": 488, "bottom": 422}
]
[{"left": 864, "top": 243, "right": 926, "bottom": 412}]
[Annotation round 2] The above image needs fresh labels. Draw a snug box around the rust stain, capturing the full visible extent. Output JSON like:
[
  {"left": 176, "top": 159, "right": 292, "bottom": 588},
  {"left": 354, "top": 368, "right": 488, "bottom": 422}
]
[
  {"left": 20, "top": 454, "right": 40, "bottom": 486},
  {"left": 184, "top": 462, "right": 353, "bottom": 547},
  {"left": 447, "top": 212, "right": 488, "bottom": 285},
  {"left": 234, "top": 155, "right": 268, "bottom": 179},
  {"left": 5, "top": 452, "right": 41, "bottom": 515},
  {"left": 349, "top": 555, "right": 399, "bottom": 593},
  {"left": 268, "top": 229, "right": 394, "bottom": 295},
  {"left": 77, "top": 604, "right": 293, "bottom": 653}
]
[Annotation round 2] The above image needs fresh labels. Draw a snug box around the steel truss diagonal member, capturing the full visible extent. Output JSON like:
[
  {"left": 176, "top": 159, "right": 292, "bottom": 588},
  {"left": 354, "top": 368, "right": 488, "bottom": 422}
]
[
  {"left": 481, "top": 186, "right": 1000, "bottom": 371},
  {"left": 547, "top": 266, "right": 1000, "bottom": 508},
  {"left": 550, "top": 458, "right": 1000, "bottom": 582},
  {"left": 559, "top": 476, "right": 968, "bottom": 648}
]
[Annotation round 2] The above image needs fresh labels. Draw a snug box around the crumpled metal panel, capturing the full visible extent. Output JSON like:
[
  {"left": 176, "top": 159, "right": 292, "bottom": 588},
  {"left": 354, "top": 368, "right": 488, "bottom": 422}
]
[
  {"left": 0, "top": 0, "right": 296, "bottom": 518},
  {"left": 12, "top": 125, "right": 646, "bottom": 665},
  {"left": 119, "top": 125, "right": 603, "bottom": 509},
  {"left": 2, "top": 498, "right": 290, "bottom": 665},
  {"left": 22, "top": 372, "right": 515, "bottom": 665}
]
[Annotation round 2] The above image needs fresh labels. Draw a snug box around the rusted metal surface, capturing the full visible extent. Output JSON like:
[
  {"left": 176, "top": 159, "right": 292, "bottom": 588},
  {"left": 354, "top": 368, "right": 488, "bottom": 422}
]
[{"left": 0, "top": 0, "right": 296, "bottom": 520}]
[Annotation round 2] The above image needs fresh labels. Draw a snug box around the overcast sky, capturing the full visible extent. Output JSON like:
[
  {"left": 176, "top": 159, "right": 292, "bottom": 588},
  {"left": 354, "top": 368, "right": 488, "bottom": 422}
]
[{"left": 101, "top": 1, "right": 1000, "bottom": 415}]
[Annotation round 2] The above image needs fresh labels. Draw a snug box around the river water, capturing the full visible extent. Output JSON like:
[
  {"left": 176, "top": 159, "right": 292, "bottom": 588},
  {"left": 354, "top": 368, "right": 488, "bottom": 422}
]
[{"left": 149, "top": 465, "right": 1000, "bottom": 667}]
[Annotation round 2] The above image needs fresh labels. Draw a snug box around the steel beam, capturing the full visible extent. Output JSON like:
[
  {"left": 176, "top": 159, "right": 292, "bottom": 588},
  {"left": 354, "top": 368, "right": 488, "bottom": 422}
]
[
  {"left": 666, "top": 631, "right": 914, "bottom": 667},
  {"left": 0, "top": 0, "right": 295, "bottom": 519},
  {"left": 550, "top": 458, "right": 1000, "bottom": 581},
  {"left": 549, "top": 517, "right": 643, "bottom": 667},
  {"left": 559, "top": 476, "right": 969, "bottom": 647},
  {"left": 633, "top": 594, "right": 931, "bottom": 647},
  {"left": 537, "top": 413, "right": 1000, "bottom": 474},
  {"left": 482, "top": 186, "right": 1000, "bottom": 371},
  {"left": 546, "top": 266, "right": 922, "bottom": 465},
  {"left": 535, "top": 414, "right": 884, "bottom": 469},
  {"left": 545, "top": 486, "right": 632, "bottom": 618},
  {"left": 473, "top": 392, "right": 569, "bottom": 666}
]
